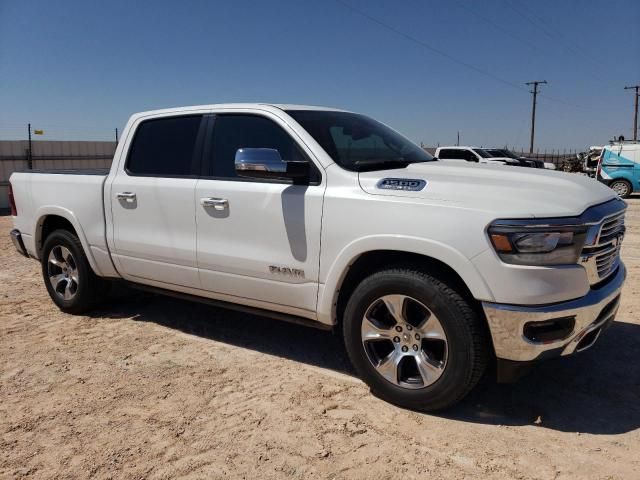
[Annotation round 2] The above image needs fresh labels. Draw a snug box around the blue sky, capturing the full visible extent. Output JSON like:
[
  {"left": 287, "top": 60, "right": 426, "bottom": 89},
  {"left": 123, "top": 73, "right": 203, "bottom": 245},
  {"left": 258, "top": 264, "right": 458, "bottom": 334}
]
[{"left": 1, "top": 0, "right": 639, "bottom": 149}]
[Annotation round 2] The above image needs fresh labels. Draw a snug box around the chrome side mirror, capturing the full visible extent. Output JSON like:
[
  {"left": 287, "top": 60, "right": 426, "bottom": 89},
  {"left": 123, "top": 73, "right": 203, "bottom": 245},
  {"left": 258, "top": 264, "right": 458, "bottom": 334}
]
[{"left": 235, "top": 148, "right": 309, "bottom": 181}]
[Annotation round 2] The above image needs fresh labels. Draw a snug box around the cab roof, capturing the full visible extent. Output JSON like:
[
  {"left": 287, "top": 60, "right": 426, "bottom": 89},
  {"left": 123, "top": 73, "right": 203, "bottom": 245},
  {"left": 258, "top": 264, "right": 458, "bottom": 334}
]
[{"left": 131, "top": 103, "right": 350, "bottom": 119}]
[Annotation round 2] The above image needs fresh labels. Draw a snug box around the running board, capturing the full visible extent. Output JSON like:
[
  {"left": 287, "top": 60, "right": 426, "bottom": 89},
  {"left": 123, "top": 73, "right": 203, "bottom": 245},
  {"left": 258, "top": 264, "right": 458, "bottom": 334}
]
[{"left": 125, "top": 282, "right": 333, "bottom": 331}]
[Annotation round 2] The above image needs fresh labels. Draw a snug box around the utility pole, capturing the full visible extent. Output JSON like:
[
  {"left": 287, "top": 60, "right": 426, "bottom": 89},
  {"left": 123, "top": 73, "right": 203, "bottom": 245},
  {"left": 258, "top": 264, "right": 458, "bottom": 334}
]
[
  {"left": 115, "top": 127, "right": 119, "bottom": 144},
  {"left": 624, "top": 85, "right": 639, "bottom": 141},
  {"left": 27, "top": 123, "right": 33, "bottom": 170},
  {"left": 456, "top": 131, "right": 460, "bottom": 146},
  {"left": 526, "top": 80, "right": 547, "bottom": 153}
]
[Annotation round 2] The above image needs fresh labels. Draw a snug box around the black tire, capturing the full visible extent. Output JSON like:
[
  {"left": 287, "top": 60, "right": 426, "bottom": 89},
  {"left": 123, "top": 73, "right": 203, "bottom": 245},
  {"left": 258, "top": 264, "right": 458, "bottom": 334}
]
[
  {"left": 41, "top": 229, "right": 105, "bottom": 314},
  {"left": 609, "top": 179, "right": 632, "bottom": 199},
  {"left": 342, "top": 268, "right": 488, "bottom": 411}
]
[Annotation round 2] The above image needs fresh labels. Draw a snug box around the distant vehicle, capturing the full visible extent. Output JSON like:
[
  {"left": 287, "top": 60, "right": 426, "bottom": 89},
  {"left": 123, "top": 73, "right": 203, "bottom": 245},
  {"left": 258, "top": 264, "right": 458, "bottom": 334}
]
[
  {"left": 579, "top": 146, "right": 603, "bottom": 177},
  {"left": 483, "top": 149, "right": 545, "bottom": 169},
  {"left": 597, "top": 141, "right": 640, "bottom": 198},
  {"left": 434, "top": 146, "right": 521, "bottom": 166}
]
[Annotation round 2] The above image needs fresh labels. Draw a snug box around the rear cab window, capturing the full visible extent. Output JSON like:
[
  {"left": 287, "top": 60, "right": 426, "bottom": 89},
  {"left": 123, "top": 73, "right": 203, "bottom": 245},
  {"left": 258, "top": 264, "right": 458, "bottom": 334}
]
[
  {"left": 126, "top": 115, "right": 205, "bottom": 176},
  {"left": 439, "top": 149, "right": 464, "bottom": 160}
]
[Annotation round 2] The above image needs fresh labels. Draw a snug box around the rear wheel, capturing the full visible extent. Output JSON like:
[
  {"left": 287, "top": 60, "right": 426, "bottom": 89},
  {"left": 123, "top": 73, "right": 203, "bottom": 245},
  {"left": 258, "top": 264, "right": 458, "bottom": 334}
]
[
  {"left": 342, "top": 268, "right": 488, "bottom": 411},
  {"left": 41, "top": 229, "right": 105, "bottom": 314},
  {"left": 609, "top": 179, "right": 632, "bottom": 198}
]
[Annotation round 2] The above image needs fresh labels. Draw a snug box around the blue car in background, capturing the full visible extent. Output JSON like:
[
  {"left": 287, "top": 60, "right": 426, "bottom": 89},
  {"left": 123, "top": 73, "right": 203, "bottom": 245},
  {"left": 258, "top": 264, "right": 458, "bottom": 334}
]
[{"left": 597, "top": 141, "right": 640, "bottom": 198}]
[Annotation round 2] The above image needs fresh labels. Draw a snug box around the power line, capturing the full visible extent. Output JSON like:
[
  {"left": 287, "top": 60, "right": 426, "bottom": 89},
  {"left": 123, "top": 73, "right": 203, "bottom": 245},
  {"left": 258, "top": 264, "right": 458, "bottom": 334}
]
[
  {"left": 335, "top": 0, "right": 528, "bottom": 93},
  {"left": 504, "top": 0, "right": 612, "bottom": 87},
  {"left": 451, "top": 0, "right": 544, "bottom": 54},
  {"left": 509, "top": 1, "right": 599, "bottom": 62},
  {"left": 335, "top": 0, "right": 582, "bottom": 109},
  {"left": 537, "top": 90, "right": 583, "bottom": 109}
]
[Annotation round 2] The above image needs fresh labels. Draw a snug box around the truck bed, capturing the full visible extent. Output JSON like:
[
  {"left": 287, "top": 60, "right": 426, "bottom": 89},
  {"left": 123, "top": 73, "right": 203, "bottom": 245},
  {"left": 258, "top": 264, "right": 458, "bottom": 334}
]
[{"left": 9, "top": 169, "right": 114, "bottom": 277}]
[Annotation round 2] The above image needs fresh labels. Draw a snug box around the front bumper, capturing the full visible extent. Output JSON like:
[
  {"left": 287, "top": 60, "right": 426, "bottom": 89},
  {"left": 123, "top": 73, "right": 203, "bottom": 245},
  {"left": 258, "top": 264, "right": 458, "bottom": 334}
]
[
  {"left": 10, "top": 229, "right": 28, "bottom": 257},
  {"left": 482, "top": 262, "right": 625, "bottom": 363}
]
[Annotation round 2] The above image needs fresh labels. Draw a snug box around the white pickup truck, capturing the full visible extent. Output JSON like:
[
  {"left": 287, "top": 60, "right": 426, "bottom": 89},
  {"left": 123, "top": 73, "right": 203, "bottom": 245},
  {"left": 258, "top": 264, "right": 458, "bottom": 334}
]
[{"left": 9, "top": 104, "right": 627, "bottom": 410}]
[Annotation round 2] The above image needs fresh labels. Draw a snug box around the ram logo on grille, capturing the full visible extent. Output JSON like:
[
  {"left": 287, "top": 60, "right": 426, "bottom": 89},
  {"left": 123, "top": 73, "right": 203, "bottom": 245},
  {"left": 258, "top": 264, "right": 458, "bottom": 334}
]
[{"left": 376, "top": 178, "right": 427, "bottom": 191}]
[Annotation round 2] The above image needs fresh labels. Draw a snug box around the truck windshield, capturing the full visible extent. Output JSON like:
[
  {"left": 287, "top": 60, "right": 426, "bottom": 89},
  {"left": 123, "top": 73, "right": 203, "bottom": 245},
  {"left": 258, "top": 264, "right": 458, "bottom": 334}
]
[
  {"left": 473, "top": 149, "right": 492, "bottom": 158},
  {"left": 485, "top": 149, "right": 518, "bottom": 159},
  {"left": 286, "top": 110, "right": 435, "bottom": 171}
]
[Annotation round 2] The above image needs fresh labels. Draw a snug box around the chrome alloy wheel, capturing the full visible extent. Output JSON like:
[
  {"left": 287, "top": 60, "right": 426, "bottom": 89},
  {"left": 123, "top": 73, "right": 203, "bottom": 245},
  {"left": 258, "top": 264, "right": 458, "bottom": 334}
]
[
  {"left": 47, "top": 245, "right": 79, "bottom": 300},
  {"left": 361, "top": 294, "right": 448, "bottom": 389}
]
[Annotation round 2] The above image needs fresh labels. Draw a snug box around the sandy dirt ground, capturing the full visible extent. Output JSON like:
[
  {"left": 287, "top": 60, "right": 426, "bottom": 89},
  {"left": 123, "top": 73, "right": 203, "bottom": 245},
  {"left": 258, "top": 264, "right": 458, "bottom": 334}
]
[{"left": 1, "top": 198, "right": 639, "bottom": 480}]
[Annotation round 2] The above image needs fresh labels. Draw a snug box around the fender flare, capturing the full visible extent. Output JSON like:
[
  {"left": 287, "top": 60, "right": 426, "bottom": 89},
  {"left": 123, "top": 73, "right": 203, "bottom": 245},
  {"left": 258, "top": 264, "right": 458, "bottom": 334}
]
[
  {"left": 608, "top": 171, "right": 636, "bottom": 187},
  {"left": 317, "top": 235, "right": 494, "bottom": 325},
  {"left": 34, "top": 206, "right": 103, "bottom": 276}
]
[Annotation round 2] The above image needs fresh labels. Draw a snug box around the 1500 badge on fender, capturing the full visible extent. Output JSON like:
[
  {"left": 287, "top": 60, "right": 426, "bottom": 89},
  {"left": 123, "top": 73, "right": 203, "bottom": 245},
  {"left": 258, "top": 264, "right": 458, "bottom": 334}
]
[{"left": 376, "top": 178, "right": 427, "bottom": 191}]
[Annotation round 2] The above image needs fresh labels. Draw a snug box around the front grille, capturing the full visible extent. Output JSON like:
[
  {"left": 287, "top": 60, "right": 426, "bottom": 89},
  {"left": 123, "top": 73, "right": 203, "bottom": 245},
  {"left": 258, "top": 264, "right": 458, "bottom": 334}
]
[
  {"left": 598, "top": 212, "right": 625, "bottom": 244},
  {"left": 580, "top": 211, "right": 625, "bottom": 284},
  {"left": 595, "top": 243, "right": 621, "bottom": 278}
]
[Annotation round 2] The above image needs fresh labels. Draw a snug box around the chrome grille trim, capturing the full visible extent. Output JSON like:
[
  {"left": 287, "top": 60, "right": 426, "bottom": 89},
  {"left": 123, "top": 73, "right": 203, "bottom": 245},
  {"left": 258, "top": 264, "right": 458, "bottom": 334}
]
[
  {"left": 580, "top": 209, "right": 626, "bottom": 285},
  {"left": 597, "top": 212, "right": 625, "bottom": 244}
]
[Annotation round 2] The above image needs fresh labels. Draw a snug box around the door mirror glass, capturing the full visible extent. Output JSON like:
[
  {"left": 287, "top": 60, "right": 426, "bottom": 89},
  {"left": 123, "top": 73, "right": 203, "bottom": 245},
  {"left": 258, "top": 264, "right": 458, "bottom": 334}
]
[{"left": 235, "top": 148, "right": 309, "bottom": 182}]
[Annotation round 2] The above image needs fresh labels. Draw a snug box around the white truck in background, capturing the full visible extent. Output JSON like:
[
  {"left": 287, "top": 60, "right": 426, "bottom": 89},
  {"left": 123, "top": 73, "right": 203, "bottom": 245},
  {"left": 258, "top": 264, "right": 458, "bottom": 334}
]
[
  {"left": 9, "top": 104, "right": 627, "bottom": 410},
  {"left": 434, "top": 146, "right": 521, "bottom": 166}
]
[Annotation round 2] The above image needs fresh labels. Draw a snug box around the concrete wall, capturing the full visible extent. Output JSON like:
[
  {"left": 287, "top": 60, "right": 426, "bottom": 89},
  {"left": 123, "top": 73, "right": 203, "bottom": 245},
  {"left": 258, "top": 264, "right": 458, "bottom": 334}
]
[{"left": 0, "top": 140, "right": 116, "bottom": 211}]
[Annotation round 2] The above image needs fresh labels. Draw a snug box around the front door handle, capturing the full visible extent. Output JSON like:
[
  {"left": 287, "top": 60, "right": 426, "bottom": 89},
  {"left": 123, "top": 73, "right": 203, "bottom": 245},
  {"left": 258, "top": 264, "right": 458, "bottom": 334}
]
[
  {"left": 201, "top": 197, "right": 229, "bottom": 211},
  {"left": 116, "top": 192, "right": 137, "bottom": 203}
]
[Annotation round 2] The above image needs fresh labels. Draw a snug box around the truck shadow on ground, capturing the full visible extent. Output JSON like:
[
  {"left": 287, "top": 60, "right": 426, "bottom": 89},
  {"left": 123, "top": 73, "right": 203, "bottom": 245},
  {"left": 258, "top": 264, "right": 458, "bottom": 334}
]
[
  {"left": 453, "top": 318, "right": 640, "bottom": 434},
  {"left": 93, "top": 290, "right": 640, "bottom": 435}
]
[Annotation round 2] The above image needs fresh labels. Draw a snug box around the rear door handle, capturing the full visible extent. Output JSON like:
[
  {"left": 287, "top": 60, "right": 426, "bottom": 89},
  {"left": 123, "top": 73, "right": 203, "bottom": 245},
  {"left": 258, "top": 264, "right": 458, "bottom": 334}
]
[
  {"left": 116, "top": 192, "right": 136, "bottom": 203},
  {"left": 201, "top": 197, "right": 229, "bottom": 211}
]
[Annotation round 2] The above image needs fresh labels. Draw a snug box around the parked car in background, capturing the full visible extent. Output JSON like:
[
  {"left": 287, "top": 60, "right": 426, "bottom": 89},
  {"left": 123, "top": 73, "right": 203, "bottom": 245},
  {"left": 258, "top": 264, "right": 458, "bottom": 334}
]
[
  {"left": 483, "top": 148, "right": 545, "bottom": 169},
  {"left": 8, "top": 103, "right": 627, "bottom": 411},
  {"left": 434, "top": 146, "right": 521, "bottom": 166},
  {"left": 597, "top": 141, "right": 640, "bottom": 198}
]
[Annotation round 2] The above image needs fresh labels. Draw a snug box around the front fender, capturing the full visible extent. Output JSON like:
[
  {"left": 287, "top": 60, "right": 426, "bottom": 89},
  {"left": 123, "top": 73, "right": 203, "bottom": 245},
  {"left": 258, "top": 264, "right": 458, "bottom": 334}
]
[{"left": 316, "top": 235, "right": 494, "bottom": 325}]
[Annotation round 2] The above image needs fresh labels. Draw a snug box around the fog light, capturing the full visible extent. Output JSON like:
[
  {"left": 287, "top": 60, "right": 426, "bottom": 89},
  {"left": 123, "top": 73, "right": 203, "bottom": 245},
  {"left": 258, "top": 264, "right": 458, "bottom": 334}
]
[{"left": 523, "top": 316, "right": 576, "bottom": 343}]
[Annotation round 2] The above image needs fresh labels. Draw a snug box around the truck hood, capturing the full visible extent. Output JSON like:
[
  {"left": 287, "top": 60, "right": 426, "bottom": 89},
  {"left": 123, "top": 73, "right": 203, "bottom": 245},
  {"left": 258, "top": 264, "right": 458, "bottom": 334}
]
[{"left": 358, "top": 161, "right": 617, "bottom": 218}]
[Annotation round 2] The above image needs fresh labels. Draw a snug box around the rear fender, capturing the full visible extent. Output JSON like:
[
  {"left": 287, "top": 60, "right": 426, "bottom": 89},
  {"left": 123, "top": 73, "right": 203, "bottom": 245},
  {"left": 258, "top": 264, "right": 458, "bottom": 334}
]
[{"left": 34, "top": 206, "right": 103, "bottom": 276}]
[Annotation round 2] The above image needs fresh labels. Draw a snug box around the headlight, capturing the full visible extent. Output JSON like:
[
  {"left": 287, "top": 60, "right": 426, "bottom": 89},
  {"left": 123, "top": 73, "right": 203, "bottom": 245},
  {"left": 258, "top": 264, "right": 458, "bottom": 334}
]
[{"left": 488, "top": 223, "right": 587, "bottom": 266}]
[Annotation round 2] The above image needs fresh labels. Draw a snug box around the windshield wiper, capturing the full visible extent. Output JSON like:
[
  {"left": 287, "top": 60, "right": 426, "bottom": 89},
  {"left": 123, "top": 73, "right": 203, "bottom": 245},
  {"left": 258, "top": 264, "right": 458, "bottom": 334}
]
[
  {"left": 356, "top": 160, "right": 412, "bottom": 172},
  {"left": 354, "top": 158, "right": 434, "bottom": 171},
  {"left": 354, "top": 159, "right": 413, "bottom": 171}
]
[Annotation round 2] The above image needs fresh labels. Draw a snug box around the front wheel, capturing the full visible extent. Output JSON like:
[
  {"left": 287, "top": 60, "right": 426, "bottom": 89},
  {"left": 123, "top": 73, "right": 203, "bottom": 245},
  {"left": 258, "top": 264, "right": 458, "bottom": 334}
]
[
  {"left": 609, "top": 179, "right": 632, "bottom": 198},
  {"left": 342, "top": 268, "right": 489, "bottom": 411}
]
